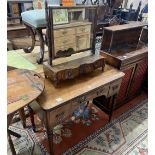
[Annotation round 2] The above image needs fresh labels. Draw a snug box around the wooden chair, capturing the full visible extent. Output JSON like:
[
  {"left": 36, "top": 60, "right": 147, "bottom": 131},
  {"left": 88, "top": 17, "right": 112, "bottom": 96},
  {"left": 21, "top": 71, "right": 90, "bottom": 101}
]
[{"left": 21, "top": 0, "right": 48, "bottom": 64}]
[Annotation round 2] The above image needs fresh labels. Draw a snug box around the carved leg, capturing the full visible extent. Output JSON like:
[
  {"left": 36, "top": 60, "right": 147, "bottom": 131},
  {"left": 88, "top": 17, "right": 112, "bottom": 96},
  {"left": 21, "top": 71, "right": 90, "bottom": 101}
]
[
  {"left": 23, "top": 24, "right": 35, "bottom": 53},
  {"left": 36, "top": 28, "right": 45, "bottom": 64},
  {"left": 27, "top": 105, "right": 36, "bottom": 132},
  {"left": 19, "top": 108, "right": 26, "bottom": 128},
  {"left": 108, "top": 94, "right": 116, "bottom": 122},
  {"left": 45, "top": 113, "right": 54, "bottom": 155},
  {"left": 8, "top": 130, "right": 16, "bottom": 155}
]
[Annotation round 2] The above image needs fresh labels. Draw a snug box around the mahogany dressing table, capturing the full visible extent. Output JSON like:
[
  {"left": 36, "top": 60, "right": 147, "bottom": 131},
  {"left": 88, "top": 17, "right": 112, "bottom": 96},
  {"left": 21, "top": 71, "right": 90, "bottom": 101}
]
[{"left": 31, "top": 64, "right": 124, "bottom": 154}]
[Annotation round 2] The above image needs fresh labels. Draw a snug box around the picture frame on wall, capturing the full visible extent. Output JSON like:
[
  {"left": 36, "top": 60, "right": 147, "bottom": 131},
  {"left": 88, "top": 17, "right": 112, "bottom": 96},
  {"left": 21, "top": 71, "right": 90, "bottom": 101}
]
[
  {"left": 33, "top": 0, "right": 45, "bottom": 9},
  {"left": 53, "top": 9, "right": 69, "bottom": 25}
]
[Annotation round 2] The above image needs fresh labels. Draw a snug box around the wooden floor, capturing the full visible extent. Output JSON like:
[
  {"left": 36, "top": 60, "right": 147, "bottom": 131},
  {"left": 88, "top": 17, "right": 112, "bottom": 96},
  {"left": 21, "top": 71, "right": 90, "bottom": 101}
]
[{"left": 11, "top": 46, "right": 48, "bottom": 74}]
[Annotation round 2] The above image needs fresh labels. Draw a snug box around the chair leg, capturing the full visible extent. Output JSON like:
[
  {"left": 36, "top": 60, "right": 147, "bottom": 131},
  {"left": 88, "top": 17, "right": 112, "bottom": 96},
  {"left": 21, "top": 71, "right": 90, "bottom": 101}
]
[
  {"left": 8, "top": 130, "right": 16, "bottom": 155},
  {"left": 36, "top": 28, "right": 45, "bottom": 64},
  {"left": 23, "top": 24, "right": 36, "bottom": 53},
  {"left": 27, "top": 105, "right": 36, "bottom": 132}
]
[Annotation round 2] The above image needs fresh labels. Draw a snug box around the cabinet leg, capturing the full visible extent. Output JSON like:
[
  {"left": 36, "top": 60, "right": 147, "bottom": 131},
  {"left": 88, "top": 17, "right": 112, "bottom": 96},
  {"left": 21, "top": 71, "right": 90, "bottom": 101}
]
[
  {"left": 27, "top": 105, "right": 36, "bottom": 132},
  {"left": 19, "top": 108, "right": 26, "bottom": 128},
  {"left": 109, "top": 94, "right": 116, "bottom": 122}
]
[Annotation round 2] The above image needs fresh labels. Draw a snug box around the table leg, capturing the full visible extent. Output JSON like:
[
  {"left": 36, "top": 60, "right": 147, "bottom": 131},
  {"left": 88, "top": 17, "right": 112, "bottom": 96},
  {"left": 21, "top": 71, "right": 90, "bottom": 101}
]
[
  {"left": 83, "top": 101, "right": 90, "bottom": 112},
  {"left": 45, "top": 113, "right": 54, "bottom": 155},
  {"left": 27, "top": 105, "right": 36, "bottom": 132},
  {"left": 8, "top": 129, "right": 16, "bottom": 155},
  {"left": 19, "top": 108, "right": 26, "bottom": 128},
  {"left": 23, "top": 25, "right": 36, "bottom": 53},
  {"left": 108, "top": 94, "right": 117, "bottom": 122},
  {"left": 36, "top": 28, "right": 45, "bottom": 64}
]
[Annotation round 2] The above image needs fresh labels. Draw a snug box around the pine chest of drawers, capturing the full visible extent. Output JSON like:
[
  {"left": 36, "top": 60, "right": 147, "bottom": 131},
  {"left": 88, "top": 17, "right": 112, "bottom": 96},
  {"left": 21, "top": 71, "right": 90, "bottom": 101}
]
[{"left": 53, "top": 22, "right": 91, "bottom": 56}]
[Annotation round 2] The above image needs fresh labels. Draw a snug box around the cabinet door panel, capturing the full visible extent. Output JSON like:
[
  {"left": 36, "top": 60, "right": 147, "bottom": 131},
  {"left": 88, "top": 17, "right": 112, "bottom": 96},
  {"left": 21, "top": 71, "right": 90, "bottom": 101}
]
[
  {"left": 116, "top": 67, "right": 134, "bottom": 103},
  {"left": 128, "top": 59, "right": 148, "bottom": 97}
]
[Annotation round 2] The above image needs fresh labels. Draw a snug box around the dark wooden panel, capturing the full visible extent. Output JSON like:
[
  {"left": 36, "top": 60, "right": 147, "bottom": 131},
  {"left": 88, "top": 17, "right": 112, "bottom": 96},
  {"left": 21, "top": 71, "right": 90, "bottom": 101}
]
[
  {"left": 128, "top": 59, "right": 148, "bottom": 97},
  {"left": 116, "top": 66, "right": 134, "bottom": 103}
]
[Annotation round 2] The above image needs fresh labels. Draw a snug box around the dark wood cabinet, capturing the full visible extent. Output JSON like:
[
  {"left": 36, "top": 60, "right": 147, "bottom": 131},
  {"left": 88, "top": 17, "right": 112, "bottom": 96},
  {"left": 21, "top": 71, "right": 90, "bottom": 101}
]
[
  {"left": 94, "top": 22, "right": 148, "bottom": 109},
  {"left": 98, "top": 50, "right": 148, "bottom": 109}
]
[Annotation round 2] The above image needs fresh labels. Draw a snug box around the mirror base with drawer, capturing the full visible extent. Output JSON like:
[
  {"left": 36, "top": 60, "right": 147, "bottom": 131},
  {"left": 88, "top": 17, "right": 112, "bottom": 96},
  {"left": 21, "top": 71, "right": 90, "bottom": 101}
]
[
  {"left": 44, "top": 5, "right": 106, "bottom": 87},
  {"left": 43, "top": 54, "right": 105, "bottom": 87}
]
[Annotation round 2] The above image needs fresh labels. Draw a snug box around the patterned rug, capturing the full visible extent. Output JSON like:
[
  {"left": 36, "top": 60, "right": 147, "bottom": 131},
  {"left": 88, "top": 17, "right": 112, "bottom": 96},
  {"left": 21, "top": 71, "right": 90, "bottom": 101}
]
[{"left": 8, "top": 98, "right": 148, "bottom": 155}]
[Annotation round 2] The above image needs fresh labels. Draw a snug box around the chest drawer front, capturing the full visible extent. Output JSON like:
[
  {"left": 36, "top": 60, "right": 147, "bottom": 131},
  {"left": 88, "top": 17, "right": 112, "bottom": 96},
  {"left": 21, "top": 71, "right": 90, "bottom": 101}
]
[
  {"left": 57, "top": 68, "right": 79, "bottom": 80},
  {"left": 54, "top": 35, "right": 76, "bottom": 47},
  {"left": 71, "top": 85, "right": 109, "bottom": 112},
  {"left": 76, "top": 25, "right": 91, "bottom": 34},
  {"left": 76, "top": 34, "right": 90, "bottom": 51},
  {"left": 49, "top": 103, "right": 72, "bottom": 127},
  {"left": 108, "top": 80, "right": 122, "bottom": 97},
  {"left": 54, "top": 28, "right": 76, "bottom": 38}
]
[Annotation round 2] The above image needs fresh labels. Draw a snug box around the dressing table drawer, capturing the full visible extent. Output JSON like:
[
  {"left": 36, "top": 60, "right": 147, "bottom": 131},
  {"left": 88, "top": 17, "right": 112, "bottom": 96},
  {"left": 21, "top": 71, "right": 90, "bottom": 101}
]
[
  {"left": 48, "top": 103, "right": 72, "bottom": 127},
  {"left": 54, "top": 27, "right": 76, "bottom": 38}
]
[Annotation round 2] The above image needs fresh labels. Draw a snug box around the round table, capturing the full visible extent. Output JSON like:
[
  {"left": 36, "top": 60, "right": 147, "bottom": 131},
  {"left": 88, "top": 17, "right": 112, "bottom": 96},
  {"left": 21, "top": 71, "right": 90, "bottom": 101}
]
[{"left": 7, "top": 69, "right": 44, "bottom": 155}]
